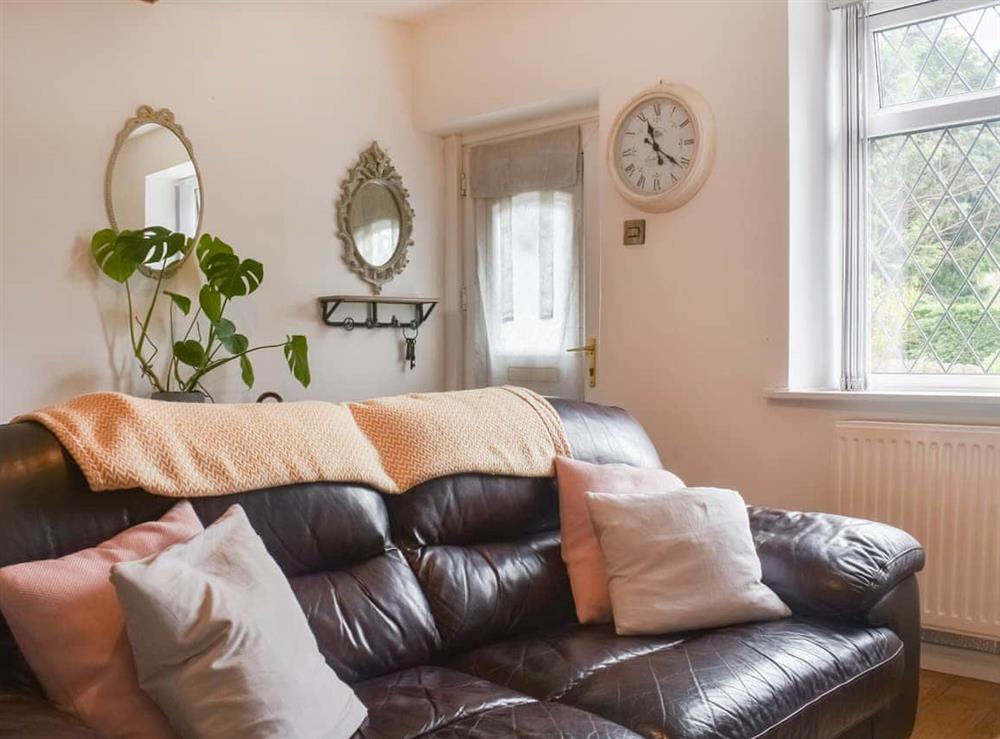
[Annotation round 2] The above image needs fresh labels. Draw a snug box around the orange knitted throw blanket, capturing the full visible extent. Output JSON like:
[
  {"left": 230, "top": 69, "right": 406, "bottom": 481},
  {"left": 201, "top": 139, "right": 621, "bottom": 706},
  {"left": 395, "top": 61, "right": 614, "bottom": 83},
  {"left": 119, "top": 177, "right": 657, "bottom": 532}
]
[{"left": 15, "top": 386, "right": 571, "bottom": 497}]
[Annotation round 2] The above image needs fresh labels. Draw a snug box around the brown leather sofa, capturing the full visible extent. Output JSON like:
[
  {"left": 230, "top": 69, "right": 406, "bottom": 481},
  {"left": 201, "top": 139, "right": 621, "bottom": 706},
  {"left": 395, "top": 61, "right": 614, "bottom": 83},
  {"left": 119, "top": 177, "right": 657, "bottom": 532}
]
[{"left": 0, "top": 399, "right": 925, "bottom": 739}]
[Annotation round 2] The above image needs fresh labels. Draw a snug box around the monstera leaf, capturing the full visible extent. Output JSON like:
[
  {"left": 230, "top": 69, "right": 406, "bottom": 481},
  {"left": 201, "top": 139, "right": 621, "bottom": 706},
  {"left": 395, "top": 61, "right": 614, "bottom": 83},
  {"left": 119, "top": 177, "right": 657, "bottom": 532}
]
[
  {"left": 196, "top": 234, "right": 263, "bottom": 298},
  {"left": 214, "top": 318, "right": 249, "bottom": 354},
  {"left": 284, "top": 335, "right": 310, "bottom": 388},
  {"left": 239, "top": 354, "right": 255, "bottom": 389},
  {"left": 91, "top": 227, "right": 186, "bottom": 283},
  {"left": 173, "top": 339, "right": 206, "bottom": 368},
  {"left": 90, "top": 230, "right": 133, "bottom": 282},
  {"left": 164, "top": 291, "right": 191, "bottom": 315},
  {"left": 198, "top": 284, "right": 223, "bottom": 322}
]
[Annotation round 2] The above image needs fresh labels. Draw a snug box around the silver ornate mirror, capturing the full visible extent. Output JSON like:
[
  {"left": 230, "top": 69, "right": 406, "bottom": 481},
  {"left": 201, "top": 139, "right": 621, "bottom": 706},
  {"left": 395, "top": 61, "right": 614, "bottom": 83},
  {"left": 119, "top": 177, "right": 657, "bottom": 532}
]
[
  {"left": 105, "top": 106, "right": 204, "bottom": 277},
  {"left": 336, "top": 142, "right": 414, "bottom": 294}
]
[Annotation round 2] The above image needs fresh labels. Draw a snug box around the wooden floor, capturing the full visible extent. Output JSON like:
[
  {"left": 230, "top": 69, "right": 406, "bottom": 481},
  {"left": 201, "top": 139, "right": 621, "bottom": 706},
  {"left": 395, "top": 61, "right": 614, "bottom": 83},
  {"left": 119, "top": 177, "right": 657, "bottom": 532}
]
[{"left": 912, "top": 670, "right": 1000, "bottom": 738}]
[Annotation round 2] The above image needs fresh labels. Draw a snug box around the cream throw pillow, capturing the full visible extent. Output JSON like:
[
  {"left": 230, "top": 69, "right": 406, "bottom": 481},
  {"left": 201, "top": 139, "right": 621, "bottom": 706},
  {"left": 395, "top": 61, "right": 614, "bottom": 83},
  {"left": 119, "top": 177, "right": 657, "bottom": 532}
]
[
  {"left": 584, "top": 487, "right": 791, "bottom": 635},
  {"left": 110, "top": 505, "right": 367, "bottom": 739}
]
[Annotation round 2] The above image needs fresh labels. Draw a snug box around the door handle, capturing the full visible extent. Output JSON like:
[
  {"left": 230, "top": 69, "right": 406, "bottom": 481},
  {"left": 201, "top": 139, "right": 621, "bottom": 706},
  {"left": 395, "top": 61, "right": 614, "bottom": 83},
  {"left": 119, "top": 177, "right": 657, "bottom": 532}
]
[{"left": 566, "top": 338, "right": 597, "bottom": 388}]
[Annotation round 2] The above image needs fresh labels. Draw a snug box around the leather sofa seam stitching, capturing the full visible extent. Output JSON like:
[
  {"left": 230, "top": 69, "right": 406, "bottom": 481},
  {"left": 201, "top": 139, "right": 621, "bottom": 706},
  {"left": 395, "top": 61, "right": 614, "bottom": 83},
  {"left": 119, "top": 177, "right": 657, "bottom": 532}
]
[
  {"left": 746, "top": 640, "right": 904, "bottom": 739},
  {"left": 876, "top": 546, "right": 923, "bottom": 577},
  {"left": 860, "top": 546, "right": 924, "bottom": 608}
]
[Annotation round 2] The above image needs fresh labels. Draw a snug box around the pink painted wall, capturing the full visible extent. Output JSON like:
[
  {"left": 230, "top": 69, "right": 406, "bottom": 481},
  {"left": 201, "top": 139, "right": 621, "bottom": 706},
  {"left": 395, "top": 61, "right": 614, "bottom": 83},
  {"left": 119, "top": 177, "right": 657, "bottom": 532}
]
[
  {"left": 411, "top": 0, "right": 998, "bottom": 511},
  {"left": 0, "top": 1, "right": 445, "bottom": 419}
]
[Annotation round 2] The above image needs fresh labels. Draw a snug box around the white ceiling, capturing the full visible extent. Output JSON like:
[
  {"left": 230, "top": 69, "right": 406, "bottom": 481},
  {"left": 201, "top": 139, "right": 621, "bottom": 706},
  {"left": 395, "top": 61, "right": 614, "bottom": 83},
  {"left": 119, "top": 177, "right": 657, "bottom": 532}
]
[
  {"left": 146, "top": 1, "right": 464, "bottom": 24},
  {"left": 336, "top": 0, "right": 461, "bottom": 22}
]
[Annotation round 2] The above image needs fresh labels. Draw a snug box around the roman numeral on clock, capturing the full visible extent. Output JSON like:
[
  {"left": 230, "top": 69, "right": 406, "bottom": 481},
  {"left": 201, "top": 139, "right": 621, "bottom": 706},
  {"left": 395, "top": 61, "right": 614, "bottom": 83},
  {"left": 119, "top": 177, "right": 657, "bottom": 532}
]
[
  {"left": 622, "top": 146, "right": 636, "bottom": 157},
  {"left": 636, "top": 175, "right": 646, "bottom": 189}
]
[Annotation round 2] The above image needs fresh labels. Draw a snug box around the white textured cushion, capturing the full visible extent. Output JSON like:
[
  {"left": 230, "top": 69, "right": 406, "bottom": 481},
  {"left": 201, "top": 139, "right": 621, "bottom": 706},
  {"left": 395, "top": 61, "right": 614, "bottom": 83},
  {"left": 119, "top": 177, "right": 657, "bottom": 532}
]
[
  {"left": 111, "top": 505, "right": 367, "bottom": 739},
  {"left": 584, "top": 488, "right": 791, "bottom": 635}
]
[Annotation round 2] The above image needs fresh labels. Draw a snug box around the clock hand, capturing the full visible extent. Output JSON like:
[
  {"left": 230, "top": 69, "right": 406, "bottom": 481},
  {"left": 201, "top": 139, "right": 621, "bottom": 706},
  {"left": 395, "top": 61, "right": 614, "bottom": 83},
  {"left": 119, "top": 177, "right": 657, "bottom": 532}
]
[
  {"left": 643, "top": 138, "right": 664, "bottom": 166},
  {"left": 643, "top": 136, "right": 681, "bottom": 167},
  {"left": 644, "top": 121, "right": 663, "bottom": 153}
]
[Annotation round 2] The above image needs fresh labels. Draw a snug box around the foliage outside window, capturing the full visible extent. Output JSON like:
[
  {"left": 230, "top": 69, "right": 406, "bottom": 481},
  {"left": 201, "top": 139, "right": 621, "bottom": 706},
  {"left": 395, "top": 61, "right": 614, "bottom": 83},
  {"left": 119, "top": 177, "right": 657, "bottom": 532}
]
[{"left": 866, "top": 0, "right": 1000, "bottom": 387}]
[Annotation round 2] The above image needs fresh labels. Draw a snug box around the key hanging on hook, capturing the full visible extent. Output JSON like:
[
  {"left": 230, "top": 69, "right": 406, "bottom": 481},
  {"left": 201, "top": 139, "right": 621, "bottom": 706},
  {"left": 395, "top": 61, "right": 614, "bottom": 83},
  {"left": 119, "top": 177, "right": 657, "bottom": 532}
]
[{"left": 401, "top": 325, "right": 419, "bottom": 370}]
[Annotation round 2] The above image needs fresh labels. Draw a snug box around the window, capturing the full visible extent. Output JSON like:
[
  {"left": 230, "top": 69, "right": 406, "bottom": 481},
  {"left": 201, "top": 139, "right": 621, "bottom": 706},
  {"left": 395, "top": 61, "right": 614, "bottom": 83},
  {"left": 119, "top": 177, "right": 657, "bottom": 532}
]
[
  {"left": 481, "top": 189, "right": 578, "bottom": 359},
  {"left": 861, "top": 0, "right": 1000, "bottom": 389},
  {"left": 143, "top": 161, "right": 200, "bottom": 271}
]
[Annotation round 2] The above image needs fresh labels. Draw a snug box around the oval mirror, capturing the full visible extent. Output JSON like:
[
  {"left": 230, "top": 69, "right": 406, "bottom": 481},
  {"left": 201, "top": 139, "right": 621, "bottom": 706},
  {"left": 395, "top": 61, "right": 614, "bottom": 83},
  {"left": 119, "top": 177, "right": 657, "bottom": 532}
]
[
  {"left": 336, "top": 142, "right": 414, "bottom": 294},
  {"left": 106, "top": 106, "right": 203, "bottom": 276},
  {"left": 349, "top": 182, "right": 402, "bottom": 268}
]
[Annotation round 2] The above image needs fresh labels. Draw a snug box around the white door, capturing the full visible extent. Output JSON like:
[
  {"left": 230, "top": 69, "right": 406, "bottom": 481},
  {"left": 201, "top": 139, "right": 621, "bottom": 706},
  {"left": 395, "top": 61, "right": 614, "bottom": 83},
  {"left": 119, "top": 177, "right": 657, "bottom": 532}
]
[{"left": 460, "top": 116, "right": 599, "bottom": 401}]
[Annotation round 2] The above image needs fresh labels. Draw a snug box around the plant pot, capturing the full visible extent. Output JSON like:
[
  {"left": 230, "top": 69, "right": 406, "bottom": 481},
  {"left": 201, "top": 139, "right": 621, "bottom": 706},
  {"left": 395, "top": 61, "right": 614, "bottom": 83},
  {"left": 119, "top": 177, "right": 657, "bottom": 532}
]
[{"left": 150, "top": 391, "right": 207, "bottom": 403}]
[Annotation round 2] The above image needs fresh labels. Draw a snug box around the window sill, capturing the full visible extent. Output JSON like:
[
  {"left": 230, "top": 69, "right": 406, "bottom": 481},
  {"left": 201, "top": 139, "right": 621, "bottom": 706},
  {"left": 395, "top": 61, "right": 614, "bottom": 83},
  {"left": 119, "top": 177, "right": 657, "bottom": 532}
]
[{"left": 765, "top": 387, "right": 1000, "bottom": 409}]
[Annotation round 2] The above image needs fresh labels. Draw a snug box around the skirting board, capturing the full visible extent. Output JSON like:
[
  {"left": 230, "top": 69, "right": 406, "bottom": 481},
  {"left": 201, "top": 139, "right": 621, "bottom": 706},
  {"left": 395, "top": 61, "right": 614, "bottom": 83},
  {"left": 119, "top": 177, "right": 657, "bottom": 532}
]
[{"left": 922, "top": 642, "right": 1000, "bottom": 685}]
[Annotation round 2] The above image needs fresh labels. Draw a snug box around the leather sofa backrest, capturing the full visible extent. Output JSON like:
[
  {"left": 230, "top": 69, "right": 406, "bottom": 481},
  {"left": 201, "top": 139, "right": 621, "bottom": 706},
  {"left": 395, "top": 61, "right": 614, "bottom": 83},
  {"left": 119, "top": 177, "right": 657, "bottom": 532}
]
[
  {"left": 0, "top": 426, "right": 441, "bottom": 685},
  {"left": 191, "top": 484, "right": 442, "bottom": 683},
  {"left": 0, "top": 398, "right": 661, "bottom": 682},
  {"left": 386, "top": 399, "right": 663, "bottom": 654},
  {"left": 387, "top": 475, "right": 572, "bottom": 653}
]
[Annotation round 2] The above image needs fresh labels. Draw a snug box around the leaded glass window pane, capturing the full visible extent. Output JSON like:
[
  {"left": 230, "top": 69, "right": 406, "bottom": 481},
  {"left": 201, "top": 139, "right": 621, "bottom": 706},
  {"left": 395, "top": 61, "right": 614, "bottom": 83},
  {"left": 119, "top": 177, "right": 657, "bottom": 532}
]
[
  {"left": 869, "top": 120, "right": 1000, "bottom": 374},
  {"left": 874, "top": 5, "right": 1000, "bottom": 107}
]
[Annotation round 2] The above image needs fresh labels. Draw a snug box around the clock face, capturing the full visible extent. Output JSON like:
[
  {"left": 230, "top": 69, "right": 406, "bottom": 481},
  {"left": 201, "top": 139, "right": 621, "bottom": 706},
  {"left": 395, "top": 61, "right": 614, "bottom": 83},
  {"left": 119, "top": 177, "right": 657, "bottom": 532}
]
[{"left": 615, "top": 97, "right": 698, "bottom": 195}]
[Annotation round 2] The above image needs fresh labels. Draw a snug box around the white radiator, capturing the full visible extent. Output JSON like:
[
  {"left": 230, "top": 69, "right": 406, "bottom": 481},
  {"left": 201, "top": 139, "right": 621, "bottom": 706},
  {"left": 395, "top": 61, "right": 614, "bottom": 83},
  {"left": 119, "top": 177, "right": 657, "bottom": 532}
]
[{"left": 834, "top": 421, "right": 1000, "bottom": 642}]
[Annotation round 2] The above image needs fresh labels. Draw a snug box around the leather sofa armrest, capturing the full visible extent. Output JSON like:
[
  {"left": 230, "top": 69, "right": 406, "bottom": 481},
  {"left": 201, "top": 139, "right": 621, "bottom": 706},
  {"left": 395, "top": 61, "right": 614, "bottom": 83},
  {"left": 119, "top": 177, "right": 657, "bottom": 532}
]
[
  {"left": 747, "top": 506, "right": 925, "bottom": 618},
  {"left": 0, "top": 692, "right": 102, "bottom": 739}
]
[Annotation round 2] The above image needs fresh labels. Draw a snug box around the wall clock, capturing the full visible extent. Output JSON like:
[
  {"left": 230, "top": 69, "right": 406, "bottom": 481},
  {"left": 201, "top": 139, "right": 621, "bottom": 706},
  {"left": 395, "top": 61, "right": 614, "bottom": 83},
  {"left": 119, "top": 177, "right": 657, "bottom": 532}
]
[{"left": 608, "top": 82, "right": 716, "bottom": 213}]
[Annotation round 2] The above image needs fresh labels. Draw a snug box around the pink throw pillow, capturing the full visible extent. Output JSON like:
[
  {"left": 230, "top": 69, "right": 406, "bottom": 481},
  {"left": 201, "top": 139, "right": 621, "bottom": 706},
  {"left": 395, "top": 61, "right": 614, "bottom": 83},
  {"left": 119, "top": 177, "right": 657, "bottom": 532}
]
[
  {"left": 555, "top": 456, "right": 685, "bottom": 624},
  {"left": 0, "top": 501, "right": 203, "bottom": 739}
]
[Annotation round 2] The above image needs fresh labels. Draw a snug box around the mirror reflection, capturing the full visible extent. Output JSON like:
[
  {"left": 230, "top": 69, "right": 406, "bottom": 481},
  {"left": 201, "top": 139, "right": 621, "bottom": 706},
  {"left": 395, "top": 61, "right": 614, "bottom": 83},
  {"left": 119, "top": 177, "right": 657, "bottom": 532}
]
[
  {"left": 349, "top": 182, "right": 402, "bottom": 268},
  {"left": 109, "top": 122, "right": 202, "bottom": 270}
]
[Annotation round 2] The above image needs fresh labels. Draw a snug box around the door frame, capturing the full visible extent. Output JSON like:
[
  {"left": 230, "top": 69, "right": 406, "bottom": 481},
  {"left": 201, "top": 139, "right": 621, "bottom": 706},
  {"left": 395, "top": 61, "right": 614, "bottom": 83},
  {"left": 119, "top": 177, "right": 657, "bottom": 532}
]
[{"left": 445, "top": 109, "right": 600, "bottom": 399}]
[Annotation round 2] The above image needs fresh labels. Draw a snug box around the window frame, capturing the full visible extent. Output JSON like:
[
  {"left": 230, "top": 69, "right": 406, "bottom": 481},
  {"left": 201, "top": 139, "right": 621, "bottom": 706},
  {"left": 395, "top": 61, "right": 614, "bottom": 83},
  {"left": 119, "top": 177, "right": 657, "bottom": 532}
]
[
  {"left": 859, "top": 0, "right": 1000, "bottom": 391},
  {"left": 866, "top": 0, "right": 1000, "bottom": 137}
]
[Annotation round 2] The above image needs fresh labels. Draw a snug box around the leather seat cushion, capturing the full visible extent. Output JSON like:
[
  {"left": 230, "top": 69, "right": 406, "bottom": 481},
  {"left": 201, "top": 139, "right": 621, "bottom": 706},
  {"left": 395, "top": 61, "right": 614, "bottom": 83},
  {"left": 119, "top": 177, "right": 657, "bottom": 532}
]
[
  {"left": 448, "top": 622, "right": 687, "bottom": 701},
  {"left": 449, "top": 618, "right": 904, "bottom": 739},
  {"left": 415, "top": 702, "right": 641, "bottom": 739},
  {"left": 351, "top": 665, "right": 639, "bottom": 739}
]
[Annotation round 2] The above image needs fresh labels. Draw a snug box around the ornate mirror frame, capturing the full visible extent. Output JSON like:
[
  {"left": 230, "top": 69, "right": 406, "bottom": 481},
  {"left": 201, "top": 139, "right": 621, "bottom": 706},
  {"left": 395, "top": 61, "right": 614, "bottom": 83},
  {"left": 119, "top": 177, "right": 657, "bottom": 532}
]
[
  {"left": 336, "top": 142, "right": 414, "bottom": 294},
  {"left": 104, "top": 105, "right": 204, "bottom": 278}
]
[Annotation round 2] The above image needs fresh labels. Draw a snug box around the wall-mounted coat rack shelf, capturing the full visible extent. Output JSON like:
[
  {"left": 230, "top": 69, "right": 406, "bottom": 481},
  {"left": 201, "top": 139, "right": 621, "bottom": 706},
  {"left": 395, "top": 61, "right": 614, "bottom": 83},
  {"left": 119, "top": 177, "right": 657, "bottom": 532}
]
[{"left": 318, "top": 295, "right": 438, "bottom": 331}]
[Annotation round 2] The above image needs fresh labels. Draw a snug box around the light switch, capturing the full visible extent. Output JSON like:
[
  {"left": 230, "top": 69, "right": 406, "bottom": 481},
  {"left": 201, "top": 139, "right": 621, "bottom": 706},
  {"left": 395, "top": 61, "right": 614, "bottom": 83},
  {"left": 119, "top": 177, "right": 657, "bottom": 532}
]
[{"left": 623, "top": 219, "right": 645, "bottom": 246}]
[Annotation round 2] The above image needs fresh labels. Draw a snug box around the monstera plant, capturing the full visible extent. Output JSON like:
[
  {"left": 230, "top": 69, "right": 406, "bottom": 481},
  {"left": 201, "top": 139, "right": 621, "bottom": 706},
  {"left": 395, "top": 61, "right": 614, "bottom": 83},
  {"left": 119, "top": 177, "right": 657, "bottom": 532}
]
[{"left": 91, "top": 227, "right": 310, "bottom": 399}]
